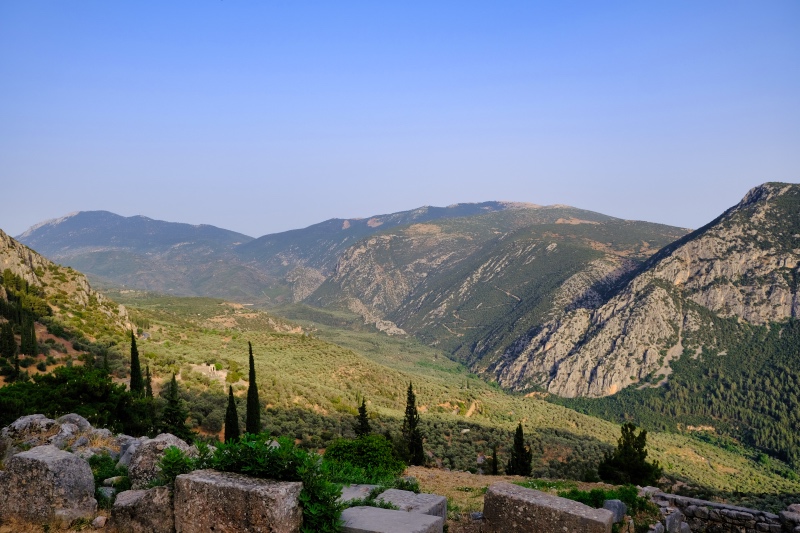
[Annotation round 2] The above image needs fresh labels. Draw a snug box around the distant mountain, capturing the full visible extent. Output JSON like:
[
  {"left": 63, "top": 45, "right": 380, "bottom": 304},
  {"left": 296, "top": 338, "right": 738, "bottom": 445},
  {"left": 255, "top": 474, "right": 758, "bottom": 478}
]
[
  {"left": 492, "top": 182, "right": 800, "bottom": 397},
  {"left": 17, "top": 211, "right": 266, "bottom": 300}
]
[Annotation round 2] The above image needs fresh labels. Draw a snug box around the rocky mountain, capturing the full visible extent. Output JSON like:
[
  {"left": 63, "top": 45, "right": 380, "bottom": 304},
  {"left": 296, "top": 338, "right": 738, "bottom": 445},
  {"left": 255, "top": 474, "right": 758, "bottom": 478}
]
[
  {"left": 491, "top": 182, "right": 800, "bottom": 397},
  {"left": 304, "top": 206, "right": 688, "bottom": 356},
  {"left": 0, "top": 228, "right": 131, "bottom": 339}
]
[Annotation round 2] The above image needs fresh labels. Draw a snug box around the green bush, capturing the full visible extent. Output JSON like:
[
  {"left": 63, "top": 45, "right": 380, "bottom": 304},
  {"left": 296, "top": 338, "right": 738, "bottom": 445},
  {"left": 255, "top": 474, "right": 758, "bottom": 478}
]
[
  {"left": 88, "top": 454, "right": 130, "bottom": 509},
  {"left": 558, "top": 485, "right": 658, "bottom": 533},
  {"left": 324, "top": 435, "right": 405, "bottom": 478}
]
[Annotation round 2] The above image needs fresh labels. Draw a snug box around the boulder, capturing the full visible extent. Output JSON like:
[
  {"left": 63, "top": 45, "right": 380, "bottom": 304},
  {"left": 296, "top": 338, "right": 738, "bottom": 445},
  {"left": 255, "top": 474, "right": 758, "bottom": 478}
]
[
  {"left": 483, "top": 482, "right": 613, "bottom": 533},
  {"left": 174, "top": 469, "right": 303, "bottom": 533},
  {"left": 664, "top": 511, "right": 684, "bottom": 533},
  {"left": 49, "top": 422, "right": 80, "bottom": 449},
  {"left": 128, "top": 433, "right": 195, "bottom": 489},
  {"left": 376, "top": 489, "right": 447, "bottom": 520},
  {"left": 0, "top": 444, "right": 97, "bottom": 525},
  {"left": 603, "top": 499, "right": 627, "bottom": 523},
  {"left": 341, "top": 506, "right": 444, "bottom": 533},
  {"left": 56, "top": 413, "right": 93, "bottom": 432},
  {"left": 110, "top": 487, "right": 174, "bottom": 533},
  {"left": 117, "top": 436, "right": 147, "bottom": 468}
]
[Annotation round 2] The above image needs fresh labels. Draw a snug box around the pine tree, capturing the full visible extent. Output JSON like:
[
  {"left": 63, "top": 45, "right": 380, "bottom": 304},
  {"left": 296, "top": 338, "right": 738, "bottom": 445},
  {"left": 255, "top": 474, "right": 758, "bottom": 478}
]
[
  {"left": 355, "top": 398, "right": 371, "bottom": 437},
  {"left": 491, "top": 444, "right": 499, "bottom": 475},
  {"left": 20, "top": 315, "right": 36, "bottom": 356},
  {"left": 145, "top": 365, "right": 153, "bottom": 398},
  {"left": 506, "top": 423, "right": 532, "bottom": 476},
  {"left": 598, "top": 422, "right": 662, "bottom": 485},
  {"left": 129, "top": 331, "right": 144, "bottom": 397},
  {"left": 225, "top": 385, "right": 241, "bottom": 443},
  {"left": 0, "top": 321, "right": 16, "bottom": 359},
  {"left": 402, "top": 382, "right": 425, "bottom": 465},
  {"left": 160, "top": 374, "right": 192, "bottom": 441},
  {"left": 245, "top": 342, "right": 261, "bottom": 434}
]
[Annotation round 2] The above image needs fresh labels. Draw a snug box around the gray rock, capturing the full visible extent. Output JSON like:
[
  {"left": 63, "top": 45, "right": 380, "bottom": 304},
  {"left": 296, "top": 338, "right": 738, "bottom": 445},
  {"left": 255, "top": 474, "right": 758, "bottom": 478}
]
[
  {"left": 92, "top": 428, "right": 113, "bottom": 440},
  {"left": 680, "top": 524, "right": 691, "bottom": 533},
  {"left": 377, "top": 488, "right": 447, "bottom": 520},
  {"left": 92, "top": 515, "right": 107, "bottom": 529},
  {"left": 651, "top": 524, "right": 665, "bottom": 533},
  {"left": 49, "top": 422, "right": 79, "bottom": 449},
  {"left": 789, "top": 504, "right": 800, "bottom": 514},
  {"left": 71, "top": 435, "right": 91, "bottom": 450},
  {"left": 4, "top": 414, "right": 57, "bottom": 436},
  {"left": 116, "top": 436, "right": 146, "bottom": 469},
  {"left": 174, "top": 469, "right": 303, "bottom": 533},
  {"left": 470, "top": 511, "right": 484, "bottom": 520},
  {"left": 128, "top": 433, "right": 195, "bottom": 489},
  {"left": 339, "top": 484, "right": 380, "bottom": 504},
  {"left": 98, "top": 486, "right": 118, "bottom": 501},
  {"left": 603, "top": 499, "right": 627, "bottom": 523},
  {"left": 665, "top": 510, "right": 684, "bottom": 533},
  {"left": 56, "top": 413, "right": 93, "bottom": 432},
  {"left": 0, "top": 444, "right": 97, "bottom": 525},
  {"left": 341, "top": 506, "right": 444, "bottom": 533},
  {"left": 110, "top": 487, "right": 173, "bottom": 533},
  {"left": 103, "top": 475, "right": 128, "bottom": 487},
  {"left": 781, "top": 511, "right": 800, "bottom": 525},
  {"left": 483, "top": 482, "right": 613, "bottom": 533}
]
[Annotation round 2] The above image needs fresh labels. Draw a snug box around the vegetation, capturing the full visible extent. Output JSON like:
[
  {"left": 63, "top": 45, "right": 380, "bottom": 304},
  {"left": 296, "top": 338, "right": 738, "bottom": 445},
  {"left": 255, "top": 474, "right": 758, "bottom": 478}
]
[
  {"left": 598, "top": 423, "right": 661, "bottom": 486},
  {"left": 557, "top": 485, "right": 659, "bottom": 533},
  {"left": 225, "top": 385, "right": 240, "bottom": 443},
  {"left": 246, "top": 341, "right": 261, "bottom": 435},
  {"left": 355, "top": 398, "right": 370, "bottom": 437},
  {"left": 323, "top": 435, "right": 405, "bottom": 484},
  {"left": 160, "top": 374, "right": 193, "bottom": 442},
  {"left": 129, "top": 331, "right": 144, "bottom": 396}
]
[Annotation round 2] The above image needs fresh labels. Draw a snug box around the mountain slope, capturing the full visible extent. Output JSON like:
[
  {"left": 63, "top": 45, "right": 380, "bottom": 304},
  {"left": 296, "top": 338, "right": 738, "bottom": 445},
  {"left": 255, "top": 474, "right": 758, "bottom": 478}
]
[{"left": 491, "top": 182, "right": 800, "bottom": 397}]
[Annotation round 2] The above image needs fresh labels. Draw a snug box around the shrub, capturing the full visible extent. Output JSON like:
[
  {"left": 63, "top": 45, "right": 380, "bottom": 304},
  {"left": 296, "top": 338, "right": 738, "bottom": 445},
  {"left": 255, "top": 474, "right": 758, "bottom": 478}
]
[
  {"left": 324, "top": 435, "right": 405, "bottom": 477},
  {"left": 598, "top": 423, "right": 662, "bottom": 486}
]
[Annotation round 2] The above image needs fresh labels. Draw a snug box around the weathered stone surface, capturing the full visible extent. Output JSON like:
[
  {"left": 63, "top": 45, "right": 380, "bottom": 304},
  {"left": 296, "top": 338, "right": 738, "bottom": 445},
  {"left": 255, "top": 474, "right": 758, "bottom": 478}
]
[
  {"left": 110, "top": 487, "right": 173, "bottom": 533},
  {"left": 377, "top": 489, "right": 447, "bottom": 520},
  {"left": 782, "top": 511, "right": 800, "bottom": 525},
  {"left": 92, "top": 515, "right": 107, "bottom": 529},
  {"left": 603, "top": 499, "right": 627, "bottom": 523},
  {"left": 339, "top": 484, "right": 380, "bottom": 503},
  {"left": 56, "top": 413, "right": 93, "bottom": 432},
  {"left": 117, "top": 436, "right": 146, "bottom": 468},
  {"left": 483, "top": 482, "right": 613, "bottom": 533},
  {"left": 49, "top": 422, "right": 80, "bottom": 449},
  {"left": 128, "top": 433, "right": 195, "bottom": 489},
  {"left": 664, "top": 510, "right": 684, "bottom": 533},
  {"left": 789, "top": 504, "right": 800, "bottom": 514},
  {"left": 174, "top": 469, "right": 303, "bottom": 533},
  {"left": 0, "top": 444, "right": 97, "bottom": 525},
  {"left": 341, "top": 506, "right": 444, "bottom": 533}
]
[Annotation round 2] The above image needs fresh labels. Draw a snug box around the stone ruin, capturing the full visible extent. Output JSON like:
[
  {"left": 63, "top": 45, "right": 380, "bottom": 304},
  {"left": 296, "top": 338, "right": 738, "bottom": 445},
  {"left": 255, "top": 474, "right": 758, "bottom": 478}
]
[{"left": 1, "top": 413, "right": 799, "bottom": 533}]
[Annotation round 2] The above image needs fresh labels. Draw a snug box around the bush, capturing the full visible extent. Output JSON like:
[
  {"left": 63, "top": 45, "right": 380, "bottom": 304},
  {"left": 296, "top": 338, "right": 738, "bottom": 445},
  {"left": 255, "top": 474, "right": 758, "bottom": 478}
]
[
  {"left": 88, "top": 454, "right": 130, "bottom": 509},
  {"left": 324, "top": 435, "right": 405, "bottom": 478},
  {"left": 598, "top": 423, "right": 662, "bottom": 486}
]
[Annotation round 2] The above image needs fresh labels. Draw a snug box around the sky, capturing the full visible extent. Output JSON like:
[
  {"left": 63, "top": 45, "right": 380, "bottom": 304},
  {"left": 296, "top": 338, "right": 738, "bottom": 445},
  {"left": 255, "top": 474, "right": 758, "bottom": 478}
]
[{"left": 1, "top": 1, "right": 799, "bottom": 238}]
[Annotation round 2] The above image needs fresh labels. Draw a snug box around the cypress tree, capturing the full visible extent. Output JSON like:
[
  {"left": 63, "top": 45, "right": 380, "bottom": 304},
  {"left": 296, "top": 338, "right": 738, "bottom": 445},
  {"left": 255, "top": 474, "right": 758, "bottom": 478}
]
[
  {"left": 225, "top": 385, "right": 240, "bottom": 443},
  {"left": 245, "top": 342, "right": 261, "bottom": 434},
  {"left": 402, "top": 382, "right": 425, "bottom": 466},
  {"left": 129, "top": 331, "right": 144, "bottom": 396},
  {"left": 506, "top": 423, "right": 532, "bottom": 476},
  {"left": 0, "top": 321, "right": 16, "bottom": 359},
  {"left": 145, "top": 365, "right": 153, "bottom": 398},
  {"left": 20, "top": 315, "right": 36, "bottom": 356},
  {"left": 491, "top": 444, "right": 499, "bottom": 475},
  {"left": 161, "top": 374, "right": 192, "bottom": 441},
  {"left": 355, "top": 398, "right": 371, "bottom": 437}
]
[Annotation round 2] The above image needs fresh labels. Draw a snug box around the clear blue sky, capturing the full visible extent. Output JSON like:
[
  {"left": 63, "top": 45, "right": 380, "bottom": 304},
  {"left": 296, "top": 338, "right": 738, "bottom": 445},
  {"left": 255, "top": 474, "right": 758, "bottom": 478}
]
[{"left": 2, "top": 1, "right": 798, "bottom": 238}]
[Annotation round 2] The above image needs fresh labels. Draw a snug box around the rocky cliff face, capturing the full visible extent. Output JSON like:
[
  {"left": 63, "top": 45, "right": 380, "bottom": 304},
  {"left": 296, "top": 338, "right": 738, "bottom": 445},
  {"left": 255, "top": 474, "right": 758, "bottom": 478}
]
[
  {"left": 0, "top": 228, "right": 131, "bottom": 336},
  {"left": 492, "top": 183, "right": 800, "bottom": 397}
]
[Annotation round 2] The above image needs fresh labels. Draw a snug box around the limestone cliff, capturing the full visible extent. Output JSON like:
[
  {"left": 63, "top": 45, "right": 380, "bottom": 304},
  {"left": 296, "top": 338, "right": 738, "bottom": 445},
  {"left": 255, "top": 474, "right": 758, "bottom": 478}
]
[{"left": 492, "top": 183, "right": 800, "bottom": 397}]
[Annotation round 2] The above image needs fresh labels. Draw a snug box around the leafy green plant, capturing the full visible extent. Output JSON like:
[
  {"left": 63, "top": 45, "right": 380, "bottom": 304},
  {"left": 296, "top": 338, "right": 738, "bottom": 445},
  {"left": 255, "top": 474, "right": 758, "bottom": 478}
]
[
  {"left": 324, "top": 435, "right": 405, "bottom": 480},
  {"left": 88, "top": 453, "right": 130, "bottom": 508}
]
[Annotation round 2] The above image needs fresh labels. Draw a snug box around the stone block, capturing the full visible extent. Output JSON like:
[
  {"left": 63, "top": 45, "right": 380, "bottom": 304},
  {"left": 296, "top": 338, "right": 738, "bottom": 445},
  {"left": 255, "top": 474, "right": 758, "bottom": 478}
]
[
  {"left": 0, "top": 444, "right": 96, "bottom": 525},
  {"left": 341, "top": 506, "right": 444, "bottom": 533},
  {"left": 110, "top": 487, "right": 173, "bottom": 533},
  {"left": 339, "top": 484, "right": 380, "bottom": 504},
  {"left": 128, "top": 433, "right": 195, "bottom": 489},
  {"left": 483, "top": 482, "right": 613, "bottom": 533},
  {"left": 603, "top": 499, "right": 627, "bottom": 523},
  {"left": 665, "top": 510, "right": 684, "bottom": 533},
  {"left": 377, "top": 488, "right": 447, "bottom": 520},
  {"left": 174, "top": 469, "right": 303, "bottom": 533},
  {"left": 782, "top": 511, "right": 800, "bottom": 526}
]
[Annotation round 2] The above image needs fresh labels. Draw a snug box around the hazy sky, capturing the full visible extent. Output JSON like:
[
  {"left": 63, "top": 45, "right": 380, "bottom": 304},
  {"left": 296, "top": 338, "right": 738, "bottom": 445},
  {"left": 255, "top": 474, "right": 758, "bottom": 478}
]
[{"left": 2, "top": 1, "right": 798, "bottom": 238}]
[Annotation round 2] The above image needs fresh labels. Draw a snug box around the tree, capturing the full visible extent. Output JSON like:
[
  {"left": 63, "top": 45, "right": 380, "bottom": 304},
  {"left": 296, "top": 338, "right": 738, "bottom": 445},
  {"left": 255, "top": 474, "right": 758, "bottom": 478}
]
[
  {"left": 20, "top": 315, "right": 36, "bottom": 356},
  {"left": 160, "top": 374, "right": 192, "bottom": 441},
  {"left": 491, "top": 443, "right": 499, "bottom": 475},
  {"left": 355, "top": 398, "right": 371, "bottom": 437},
  {"left": 129, "top": 331, "right": 144, "bottom": 397},
  {"left": 225, "top": 385, "right": 240, "bottom": 443},
  {"left": 0, "top": 321, "right": 16, "bottom": 360},
  {"left": 245, "top": 342, "right": 261, "bottom": 434},
  {"left": 598, "top": 422, "right": 662, "bottom": 485},
  {"left": 145, "top": 365, "right": 153, "bottom": 398},
  {"left": 506, "top": 423, "right": 532, "bottom": 476},
  {"left": 401, "top": 382, "right": 425, "bottom": 466}
]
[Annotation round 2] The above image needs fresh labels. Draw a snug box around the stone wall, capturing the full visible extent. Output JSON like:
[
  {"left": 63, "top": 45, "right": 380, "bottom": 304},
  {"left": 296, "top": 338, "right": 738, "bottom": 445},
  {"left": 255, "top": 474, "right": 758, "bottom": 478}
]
[{"left": 649, "top": 491, "right": 800, "bottom": 533}]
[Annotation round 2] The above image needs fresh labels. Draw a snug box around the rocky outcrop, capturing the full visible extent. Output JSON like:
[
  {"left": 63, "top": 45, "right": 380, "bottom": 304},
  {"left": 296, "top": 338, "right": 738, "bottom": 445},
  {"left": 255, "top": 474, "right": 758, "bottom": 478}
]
[
  {"left": 109, "top": 486, "right": 174, "bottom": 533},
  {"left": 482, "top": 482, "right": 613, "bottom": 533},
  {"left": 128, "top": 433, "right": 196, "bottom": 489},
  {"left": 493, "top": 183, "right": 800, "bottom": 396},
  {"left": 173, "top": 469, "right": 303, "bottom": 533},
  {"left": 0, "top": 445, "right": 97, "bottom": 525}
]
